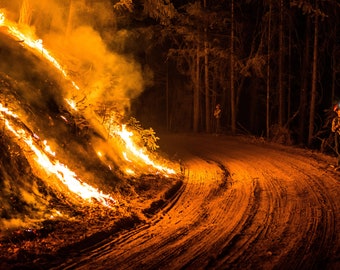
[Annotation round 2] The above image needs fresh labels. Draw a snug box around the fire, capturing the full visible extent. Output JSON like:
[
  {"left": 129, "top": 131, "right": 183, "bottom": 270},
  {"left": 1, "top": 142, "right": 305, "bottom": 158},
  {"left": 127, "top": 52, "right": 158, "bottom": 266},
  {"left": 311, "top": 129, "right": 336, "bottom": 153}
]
[
  {"left": 65, "top": 98, "right": 78, "bottom": 111},
  {"left": 125, "top": 168, "right": 135, "bottom": 175},
  {"left": 123, "top": 152, "right": 131, "bottom": 162},
  {"left": 0, "top": 12, "right": 79, "bottom": 90},
  {"left": 0, "top": 103, "right": 116, "bottom": 208},
  {"left": 43, "top": 140, "right": 56, "bottom": 156},
  {"left": 63, "top": 96, "right": 177, "bottom": 176},
  {"left": 0, "top": 103, "right": 18, "bottom": 118},
  {"left": 116, "top": 125, "right": 176, "bottom": 176},
  {"left": 0, "top": 12, "right": 4, "bottom": 25},
  {"left": 0, "top": 12, "right": 178, "bottom": 178}
]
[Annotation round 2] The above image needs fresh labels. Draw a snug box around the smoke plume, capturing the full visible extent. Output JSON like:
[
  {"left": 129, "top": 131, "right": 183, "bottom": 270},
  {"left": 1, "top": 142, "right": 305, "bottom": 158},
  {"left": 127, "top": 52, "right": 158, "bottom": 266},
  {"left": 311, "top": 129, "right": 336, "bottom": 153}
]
[{"left": 1, "top": 0, "right": 145, "bottom": 113}]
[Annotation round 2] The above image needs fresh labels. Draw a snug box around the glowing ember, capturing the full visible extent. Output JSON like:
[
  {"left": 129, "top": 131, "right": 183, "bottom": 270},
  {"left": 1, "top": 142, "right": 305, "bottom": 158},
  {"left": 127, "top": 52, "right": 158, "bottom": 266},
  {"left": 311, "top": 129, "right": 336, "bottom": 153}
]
[
  {"left": 60, "top": 115, "right": 68, "bottom": 122},
  {"left": 65, "top": 99, "right": 78, "bottom": 111},
  {"left": 125, "top": 168, "right": 135, "bottom": 175},
  {"left": 50, "top": 210, "right": 62, "bottom": 219},
  {"left": 0, "top": 103, "right": 116, "bottom": 208},
  {"left": 123, "top": 152, "right": 131, "bottom": 162}
]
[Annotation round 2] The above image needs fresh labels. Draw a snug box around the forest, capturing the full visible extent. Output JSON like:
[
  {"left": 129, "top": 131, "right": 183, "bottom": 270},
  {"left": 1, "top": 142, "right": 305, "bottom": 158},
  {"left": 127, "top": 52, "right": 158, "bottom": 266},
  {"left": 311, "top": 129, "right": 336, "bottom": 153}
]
[{"left": 1, "top": 0, "right": 340, "bottom": 149}]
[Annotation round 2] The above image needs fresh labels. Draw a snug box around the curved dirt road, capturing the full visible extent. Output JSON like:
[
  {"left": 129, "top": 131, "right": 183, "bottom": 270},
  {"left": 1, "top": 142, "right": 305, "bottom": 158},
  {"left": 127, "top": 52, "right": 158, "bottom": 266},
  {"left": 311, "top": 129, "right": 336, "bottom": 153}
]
[{"left": 55, "top": 134, "right": 340, "bottom": 269}]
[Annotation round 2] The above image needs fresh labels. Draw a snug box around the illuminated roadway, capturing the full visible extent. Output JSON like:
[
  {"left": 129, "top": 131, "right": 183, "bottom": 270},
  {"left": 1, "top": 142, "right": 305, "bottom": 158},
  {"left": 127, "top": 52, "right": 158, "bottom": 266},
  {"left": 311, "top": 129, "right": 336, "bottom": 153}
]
[{"left": 55, "top": 134, "right": 340, "bottom": 270}]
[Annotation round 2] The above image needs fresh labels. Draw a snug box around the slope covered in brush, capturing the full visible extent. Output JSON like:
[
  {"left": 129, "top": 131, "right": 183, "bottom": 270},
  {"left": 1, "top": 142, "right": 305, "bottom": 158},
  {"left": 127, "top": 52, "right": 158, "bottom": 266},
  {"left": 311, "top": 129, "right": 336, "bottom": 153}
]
[{"left": 0, "top": 26, "right": 181, "bottom": 241}]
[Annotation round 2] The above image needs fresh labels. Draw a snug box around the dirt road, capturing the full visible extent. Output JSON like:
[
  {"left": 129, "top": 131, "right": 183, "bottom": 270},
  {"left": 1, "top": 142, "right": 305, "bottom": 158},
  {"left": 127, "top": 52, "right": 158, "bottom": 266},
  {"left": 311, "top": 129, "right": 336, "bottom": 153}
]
[{"left": 55, "top": 134, "right": 340, "bottom": 270}]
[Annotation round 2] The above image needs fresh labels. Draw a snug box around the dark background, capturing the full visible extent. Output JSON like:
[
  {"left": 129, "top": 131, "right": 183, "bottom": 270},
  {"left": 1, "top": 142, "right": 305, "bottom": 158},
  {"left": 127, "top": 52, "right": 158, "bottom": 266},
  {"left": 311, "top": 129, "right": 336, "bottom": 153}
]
[{"left": 1, "top": 0, "right": 339, "bottom": 149}]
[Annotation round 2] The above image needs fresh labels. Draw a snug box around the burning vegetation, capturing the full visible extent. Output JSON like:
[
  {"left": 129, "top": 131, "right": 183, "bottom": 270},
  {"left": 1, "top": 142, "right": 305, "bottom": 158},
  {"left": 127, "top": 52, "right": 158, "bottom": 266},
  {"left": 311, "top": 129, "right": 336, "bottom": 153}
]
[{"left": 0, "top": 7, "right": 181, "bottom": 268}]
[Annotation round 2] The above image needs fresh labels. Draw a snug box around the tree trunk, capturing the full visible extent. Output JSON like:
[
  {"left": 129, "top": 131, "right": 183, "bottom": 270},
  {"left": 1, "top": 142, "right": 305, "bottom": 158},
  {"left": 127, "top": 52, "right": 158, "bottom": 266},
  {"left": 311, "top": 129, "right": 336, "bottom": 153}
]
[
  {"left": 166, "top": 61, "right": 169, "bottom": 130},
  {"left": 278, "top": 0, "right": 284, "bottom": 127},
  {"left": 66, "top": 0, "right": 75, "bottom": 36},
  {"left": 19, "top": 0, "right": 32, "bottom": 25},
  {"left": 287, "top": 22, "right": 292, "bottom": 123},
  {"left": 308, "top": 0, "right": 319, "bottom": 146},
  {"left": 299, "top": 16, "right": 310, "bottom": 144},
  {"left": 266, "top": 0, "right": 272, "bottom": 139},
  {"left": 193, "top": 44, "right": 200, "bottom": 132},
  {"left": 204, "top": 0, "right": 210, "bottom": 133},
  {"left": 331, "top": 24, "right": 337, "bottom": 102},
  {"left": 204, "top": 40, "right": 210, "bottom": 133},
  {"left": 230, "top": 0, "right": 236, "bottom": 135}
]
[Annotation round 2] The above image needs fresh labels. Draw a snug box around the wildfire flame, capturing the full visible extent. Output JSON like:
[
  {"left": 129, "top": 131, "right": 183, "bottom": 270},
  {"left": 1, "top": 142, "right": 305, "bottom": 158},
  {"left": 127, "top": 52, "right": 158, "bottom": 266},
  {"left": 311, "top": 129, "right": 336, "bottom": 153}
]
[
  {"left": 65, "top": 98, "right": 78, "bottom": 111},
  {"left": 0, "top": 12, "right": 4, "bottom": 25},
  {"left": 0, "top": 11, "right": 79, "bottom": 90},
  {"left": 0, "top": 12, "right": 178, "bottom": 178},
  {"left": 0, "top": 103, "right": 18, "bottom": 118},
  {"left": 116, "top": 125, "right": 176, "bottom": 176},
  {"left": 0, "top": 103, "right": 116, "bottom": 208}
]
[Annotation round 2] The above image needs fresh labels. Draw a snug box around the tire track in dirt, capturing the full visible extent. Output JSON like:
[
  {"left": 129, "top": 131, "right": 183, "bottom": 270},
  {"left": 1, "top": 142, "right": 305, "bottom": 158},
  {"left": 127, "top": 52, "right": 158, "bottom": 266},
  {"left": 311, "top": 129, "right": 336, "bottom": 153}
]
[
  {"left": 216, "top": 145, "right": 340, "bottom": 270},
  {"left": 268, "top": 156, "right": 339, "bottom": 269},
  {"left": 55, "top": 135, "right": 340, "bottom": 270}
]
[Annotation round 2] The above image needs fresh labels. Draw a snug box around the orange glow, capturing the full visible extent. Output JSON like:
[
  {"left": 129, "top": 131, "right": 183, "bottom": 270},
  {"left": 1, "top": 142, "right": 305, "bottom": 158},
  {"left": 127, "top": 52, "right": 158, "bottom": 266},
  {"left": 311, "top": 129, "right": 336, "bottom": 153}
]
[
  {"left": 125, "top": 168, "right": 135, "bottom": 175},
  {"left": 123, "top": 152, "right": 131, "bottom": 162},
  {"left": 0, "top": 12, "right": 4, "bottom": 25},
  {"left": 0, "top": 103, "right": 116, "bottom": 208},
  {"left": 65, "top": 99, "right": 78, "bottom": 111},
  {"left": 116, "top": 125, "right": 176, "bottom": 176},
  {"left": 62, "top": 98, "right": 177, "bottom": 177},
  {"left": 0, "top": 103, "right": 18, "bottom": 118},
  {"left": 43, "top": 140, "right": 56, "bottom": 156},
  {"left": 0, "top": 12, "right": 79, "bottom": 90},
  {"left": 0, "top": 12, "right": 178, "bottom": 180}
]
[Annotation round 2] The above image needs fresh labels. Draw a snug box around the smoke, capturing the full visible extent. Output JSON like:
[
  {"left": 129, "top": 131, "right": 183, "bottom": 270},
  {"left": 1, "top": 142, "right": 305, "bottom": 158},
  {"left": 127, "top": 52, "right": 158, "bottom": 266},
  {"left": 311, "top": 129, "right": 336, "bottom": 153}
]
[
  {"left": 0, "top": 0, "right": 149, "bottom": 232},
  {"left": 46, "top": 25, "right": 144, "bottom": 113},
  {"left": 1, "top": 0, "right": 145, "bottom": 114}
]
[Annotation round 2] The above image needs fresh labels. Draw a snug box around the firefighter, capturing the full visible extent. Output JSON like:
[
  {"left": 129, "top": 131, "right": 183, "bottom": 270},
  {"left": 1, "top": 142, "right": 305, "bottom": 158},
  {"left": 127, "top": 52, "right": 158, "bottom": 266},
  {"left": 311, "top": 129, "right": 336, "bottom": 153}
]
[
  {"left": 214, "top": 104, "right": 222, "bottom": 134},
  {"left": 331, "top": 103, "right": 340, "bottom": 167}
]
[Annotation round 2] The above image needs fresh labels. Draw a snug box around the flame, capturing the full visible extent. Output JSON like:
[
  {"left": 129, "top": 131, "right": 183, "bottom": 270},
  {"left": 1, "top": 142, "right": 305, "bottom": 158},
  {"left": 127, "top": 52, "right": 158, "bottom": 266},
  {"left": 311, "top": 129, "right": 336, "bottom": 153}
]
[
  {"left": 65, "top": 99, "right": 78, "bottom": 111},
  {"left": 0, "top": 103, "right": 18, "bottom": 118},
  {"left": 123, "top": 152, "right": 131, "bottom": 162},
  {"left": 125, "top": 168, "right": 135, "bottom": 175},
  {"left": 0, "top": 103, "right": 116, "bottom": 208},
  {"left": 116, "top": 125, "right": 176, "bottom": 176},
  {"left": 0, "top": 12, "right": 4, "bottom": 25},
  {"left": 63, "top": 96, "right": 177, "bottom": 176},
  {"left": 43, "top": 140, "right": 56, "bottom": 156},
  {"left": 0, "top": 12, "right": 79, "bottom": 90},
  {"left": 0, "top": 12, "right": 178, "bottom": 178}
]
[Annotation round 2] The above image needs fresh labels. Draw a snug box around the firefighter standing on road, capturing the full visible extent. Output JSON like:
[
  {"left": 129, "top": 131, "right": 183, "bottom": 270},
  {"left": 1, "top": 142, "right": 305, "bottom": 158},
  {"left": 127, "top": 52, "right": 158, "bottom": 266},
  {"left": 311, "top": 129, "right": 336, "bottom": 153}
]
[
  {"left": 331, "top": 104, "right": 340, "bottom": 167},
  {"left": 214, "top": 104, "right": 222, "bottom": 134}
]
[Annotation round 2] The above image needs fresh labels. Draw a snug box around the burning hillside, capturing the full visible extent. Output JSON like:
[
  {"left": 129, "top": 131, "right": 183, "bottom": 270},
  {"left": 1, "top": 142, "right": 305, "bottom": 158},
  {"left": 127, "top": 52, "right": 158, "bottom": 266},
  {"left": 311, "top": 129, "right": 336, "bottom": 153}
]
[{"left": 0, "top": 10, "right": 181, "bottom": 268}]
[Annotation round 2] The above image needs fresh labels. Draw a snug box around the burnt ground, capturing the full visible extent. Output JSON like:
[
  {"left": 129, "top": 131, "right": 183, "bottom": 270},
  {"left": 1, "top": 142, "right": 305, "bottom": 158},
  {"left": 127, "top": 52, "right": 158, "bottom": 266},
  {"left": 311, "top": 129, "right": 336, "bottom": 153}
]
[{"left": 2, "top": 133, "right": 339, "bottom": 270}]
